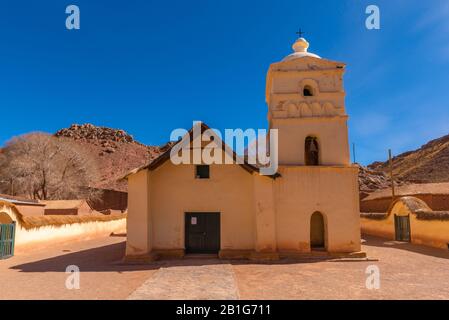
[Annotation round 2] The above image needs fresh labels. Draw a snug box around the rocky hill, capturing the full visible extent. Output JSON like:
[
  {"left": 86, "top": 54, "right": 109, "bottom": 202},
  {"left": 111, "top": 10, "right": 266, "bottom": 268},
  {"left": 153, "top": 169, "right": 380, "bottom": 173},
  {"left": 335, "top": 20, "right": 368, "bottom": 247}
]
[
  {"left": 357, "top": 164, "right": 405, "bottom": 199},
  {"left": 368, "top": 134, "right": 449, "bottom": 184},
  {"left": 56, "top": 124, "right": 135, "bottom": 145},
  {"left": 55, "top": 124, "right": 167, "bottom": 192}
]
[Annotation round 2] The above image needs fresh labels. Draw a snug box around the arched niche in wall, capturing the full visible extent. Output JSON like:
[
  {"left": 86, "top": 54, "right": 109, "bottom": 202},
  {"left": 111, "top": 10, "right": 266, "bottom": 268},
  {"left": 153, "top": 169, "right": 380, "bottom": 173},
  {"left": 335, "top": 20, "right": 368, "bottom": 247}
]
[
  {"left": 286, "top": 102, "right": 299, "bottom": 117},
  {"left": 299, "top": 103, "right": 312, "bottom": 117},
  {"left": 323, "top": 102, "right": 336, "bottom": 116},
  {"left": 305, "top": 136, "right": 320, "bottom": 166},
  {"left": 310, "top": 211, "right": 327, "bottom": 250},
  {"left": 310, "top": 102, "right": 322, "bottom": 116}
]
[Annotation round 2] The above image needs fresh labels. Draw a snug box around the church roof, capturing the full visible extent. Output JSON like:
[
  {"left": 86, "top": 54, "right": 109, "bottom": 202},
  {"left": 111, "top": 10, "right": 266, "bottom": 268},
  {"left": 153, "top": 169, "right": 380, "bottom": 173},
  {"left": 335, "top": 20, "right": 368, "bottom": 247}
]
[{"left": 121, "top": 122, "right": 280, "bottom": 180}]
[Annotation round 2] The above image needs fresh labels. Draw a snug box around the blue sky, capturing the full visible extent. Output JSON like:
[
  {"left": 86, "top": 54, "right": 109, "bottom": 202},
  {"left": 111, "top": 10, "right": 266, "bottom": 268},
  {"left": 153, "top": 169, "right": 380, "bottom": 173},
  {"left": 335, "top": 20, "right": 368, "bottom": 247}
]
[{"left": 1, "top": 0, "right": 448, "bottom": 165}]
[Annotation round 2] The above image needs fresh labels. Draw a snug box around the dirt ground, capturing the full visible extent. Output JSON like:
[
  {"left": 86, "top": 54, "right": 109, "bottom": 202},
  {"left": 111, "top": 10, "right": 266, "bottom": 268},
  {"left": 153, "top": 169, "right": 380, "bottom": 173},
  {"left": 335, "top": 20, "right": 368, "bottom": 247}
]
[
  {"left": 1, "top": 235, "right": 448, "bottom": 300},
  {"left": 0, "top": 235, "right": 156, "bottom": 300}
]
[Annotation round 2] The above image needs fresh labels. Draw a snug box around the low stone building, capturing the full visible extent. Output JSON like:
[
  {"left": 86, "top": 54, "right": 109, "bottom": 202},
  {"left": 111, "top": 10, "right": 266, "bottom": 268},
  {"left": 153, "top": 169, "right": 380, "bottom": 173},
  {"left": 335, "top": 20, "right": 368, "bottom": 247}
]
[{"left": 361, "top": 196, "right": 449, "bottom": 250}]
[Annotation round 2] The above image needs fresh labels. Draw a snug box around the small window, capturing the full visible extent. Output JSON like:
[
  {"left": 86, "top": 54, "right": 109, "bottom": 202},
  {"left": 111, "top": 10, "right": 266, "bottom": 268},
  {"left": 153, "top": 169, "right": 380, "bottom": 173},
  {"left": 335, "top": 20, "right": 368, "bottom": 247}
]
[
  {"left": 195, "top": 165, "right": 210, "bottom": 179},
  {"left": 303, "top": 86, "right": 313, "bottom": 97}
]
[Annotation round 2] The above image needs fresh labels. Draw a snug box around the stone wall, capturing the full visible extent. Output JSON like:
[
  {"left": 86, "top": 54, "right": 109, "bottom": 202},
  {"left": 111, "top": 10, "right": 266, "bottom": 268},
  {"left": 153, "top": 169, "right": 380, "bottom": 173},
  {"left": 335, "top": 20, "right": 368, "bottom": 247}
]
[{"left": 0, "top": 201, "right": 126, "bottom": 253}]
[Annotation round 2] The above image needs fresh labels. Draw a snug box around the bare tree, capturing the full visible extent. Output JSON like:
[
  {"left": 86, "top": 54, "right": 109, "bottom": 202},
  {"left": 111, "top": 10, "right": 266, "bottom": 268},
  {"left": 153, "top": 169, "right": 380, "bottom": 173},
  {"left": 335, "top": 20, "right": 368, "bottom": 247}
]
[{"left": 0, "top": 133, "right": 101, "bottom": 200}]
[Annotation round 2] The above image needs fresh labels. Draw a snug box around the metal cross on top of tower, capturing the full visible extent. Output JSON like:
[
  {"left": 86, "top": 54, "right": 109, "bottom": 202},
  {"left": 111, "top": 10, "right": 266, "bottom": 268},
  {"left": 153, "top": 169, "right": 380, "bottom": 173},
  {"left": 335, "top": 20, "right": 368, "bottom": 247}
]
[{"left": 296, "top": 28, "right": 305, "bottom": 38}]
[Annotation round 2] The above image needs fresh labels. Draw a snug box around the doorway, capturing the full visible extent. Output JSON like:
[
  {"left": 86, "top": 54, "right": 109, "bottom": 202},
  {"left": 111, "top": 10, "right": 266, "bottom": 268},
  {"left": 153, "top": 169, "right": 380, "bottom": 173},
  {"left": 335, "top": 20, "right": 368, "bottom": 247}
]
[
  {"left": 0, "top": 221, "right": 16, "bottom": 260},
  {"left": 394, "top": 214, "right": 411, "bottom": 242},
  {"left": 310, "top": 211, "right": 325, "bottom": 250},
  {"left": 185, "top": 212, "right": 220, "bottom": 254}
]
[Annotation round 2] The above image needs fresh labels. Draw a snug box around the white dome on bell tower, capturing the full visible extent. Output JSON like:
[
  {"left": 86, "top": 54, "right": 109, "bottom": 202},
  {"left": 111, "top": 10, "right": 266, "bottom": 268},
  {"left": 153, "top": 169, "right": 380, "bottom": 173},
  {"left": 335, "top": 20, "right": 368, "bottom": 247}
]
[{"left": 282, "top": 37, "right": 321, "bottom": 61}]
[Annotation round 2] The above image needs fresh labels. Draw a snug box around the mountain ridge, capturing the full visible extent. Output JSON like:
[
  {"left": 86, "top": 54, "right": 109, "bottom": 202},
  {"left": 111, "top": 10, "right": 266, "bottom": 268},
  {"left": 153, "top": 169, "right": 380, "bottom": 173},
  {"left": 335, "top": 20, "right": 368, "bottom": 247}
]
[
  {"left": 53, "top": 124, "right": 449, "bottom": 195},
  {"left": 368, "top": 133, "right": 449, "bottom": 184}
]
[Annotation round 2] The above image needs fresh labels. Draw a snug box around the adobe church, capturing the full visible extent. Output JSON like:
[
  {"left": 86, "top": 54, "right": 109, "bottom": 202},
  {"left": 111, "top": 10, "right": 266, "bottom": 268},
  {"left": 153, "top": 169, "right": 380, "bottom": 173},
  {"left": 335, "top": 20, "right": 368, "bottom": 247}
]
[{"left": 124, "top": 37, "right": 362, "bottom": 261}]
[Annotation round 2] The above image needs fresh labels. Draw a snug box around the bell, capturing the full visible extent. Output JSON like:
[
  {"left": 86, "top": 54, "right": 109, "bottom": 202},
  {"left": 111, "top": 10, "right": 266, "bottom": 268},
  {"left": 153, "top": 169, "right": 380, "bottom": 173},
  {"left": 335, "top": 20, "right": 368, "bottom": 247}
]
[{"left": 309, "top": 142, "right": 318, "bottom": 152}]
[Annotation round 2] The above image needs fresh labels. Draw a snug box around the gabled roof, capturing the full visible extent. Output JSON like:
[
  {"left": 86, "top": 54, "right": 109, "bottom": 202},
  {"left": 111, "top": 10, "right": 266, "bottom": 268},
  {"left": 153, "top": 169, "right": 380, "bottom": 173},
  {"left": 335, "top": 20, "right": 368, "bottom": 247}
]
[{"left": 122, "top": 122, "right": 280, "bottom": 180}]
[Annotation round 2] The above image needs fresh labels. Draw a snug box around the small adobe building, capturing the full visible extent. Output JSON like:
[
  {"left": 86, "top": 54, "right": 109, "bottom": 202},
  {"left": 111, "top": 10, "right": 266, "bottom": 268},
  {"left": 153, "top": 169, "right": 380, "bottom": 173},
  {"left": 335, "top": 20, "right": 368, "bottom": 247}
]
[
  {"left": 124, "top": 37, "right": 363, "bottom": 261},
  {"left": 361, "top": 196, "right": 449, "bottom": 250}
]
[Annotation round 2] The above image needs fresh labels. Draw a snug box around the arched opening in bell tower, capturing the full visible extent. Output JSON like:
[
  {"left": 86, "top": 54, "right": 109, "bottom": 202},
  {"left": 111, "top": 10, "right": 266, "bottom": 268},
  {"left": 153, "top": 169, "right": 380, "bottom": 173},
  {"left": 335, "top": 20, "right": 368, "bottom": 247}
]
[
  {"left": 303, "top": 85, "right": 314, "bottom": 97},
  {"left": 305, "top": 136, "right": 319, "bottom": 165}
]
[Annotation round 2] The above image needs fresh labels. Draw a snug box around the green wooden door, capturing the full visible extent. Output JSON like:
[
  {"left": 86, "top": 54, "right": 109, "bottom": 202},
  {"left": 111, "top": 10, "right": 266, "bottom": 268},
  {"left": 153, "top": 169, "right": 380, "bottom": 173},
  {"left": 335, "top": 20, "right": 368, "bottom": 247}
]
[
  {"left": 0, "top": 222, "right": 16, "bottom": 259},
  {"left": 394, "top": 215, "right": 411, "bottom": 242}
]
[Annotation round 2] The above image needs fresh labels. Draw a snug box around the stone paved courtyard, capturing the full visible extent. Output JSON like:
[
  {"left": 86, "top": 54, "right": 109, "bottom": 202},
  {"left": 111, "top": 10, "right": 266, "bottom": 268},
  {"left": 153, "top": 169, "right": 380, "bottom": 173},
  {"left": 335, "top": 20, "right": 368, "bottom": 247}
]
[
  {"left": 1, "top": 235, "right": 448, "bottom": 300},
  {"left": 128, "top": 264, "right": 239, "bottom": 300}
]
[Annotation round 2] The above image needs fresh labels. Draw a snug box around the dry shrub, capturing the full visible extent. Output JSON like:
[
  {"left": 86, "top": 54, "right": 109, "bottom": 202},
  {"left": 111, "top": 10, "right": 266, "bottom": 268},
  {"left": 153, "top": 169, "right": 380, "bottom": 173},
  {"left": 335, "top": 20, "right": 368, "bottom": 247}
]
[{"left": 0, "top": 132, "right": 101, "bottom": 201}]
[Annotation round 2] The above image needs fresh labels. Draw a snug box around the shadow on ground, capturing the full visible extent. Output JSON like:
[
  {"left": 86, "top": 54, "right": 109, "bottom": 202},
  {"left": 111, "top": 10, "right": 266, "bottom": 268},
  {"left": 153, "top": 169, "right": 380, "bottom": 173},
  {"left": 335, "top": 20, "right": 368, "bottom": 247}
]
[
  {"left": 362, "top": 234, "right": 449, "bottom": 260},
  {"left": 10, "top": 241, "right": 158, "bottom": 273},
  {"left": 10, "top": 238, "right": 369, "bottom": 273}
]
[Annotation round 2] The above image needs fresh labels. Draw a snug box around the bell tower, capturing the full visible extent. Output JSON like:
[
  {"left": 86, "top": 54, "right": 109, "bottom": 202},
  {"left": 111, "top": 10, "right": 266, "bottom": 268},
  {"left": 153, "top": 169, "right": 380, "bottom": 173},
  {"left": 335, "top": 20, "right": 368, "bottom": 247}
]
[{"left": 265, "top": 37, "right": 350, "bottom": 166}]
